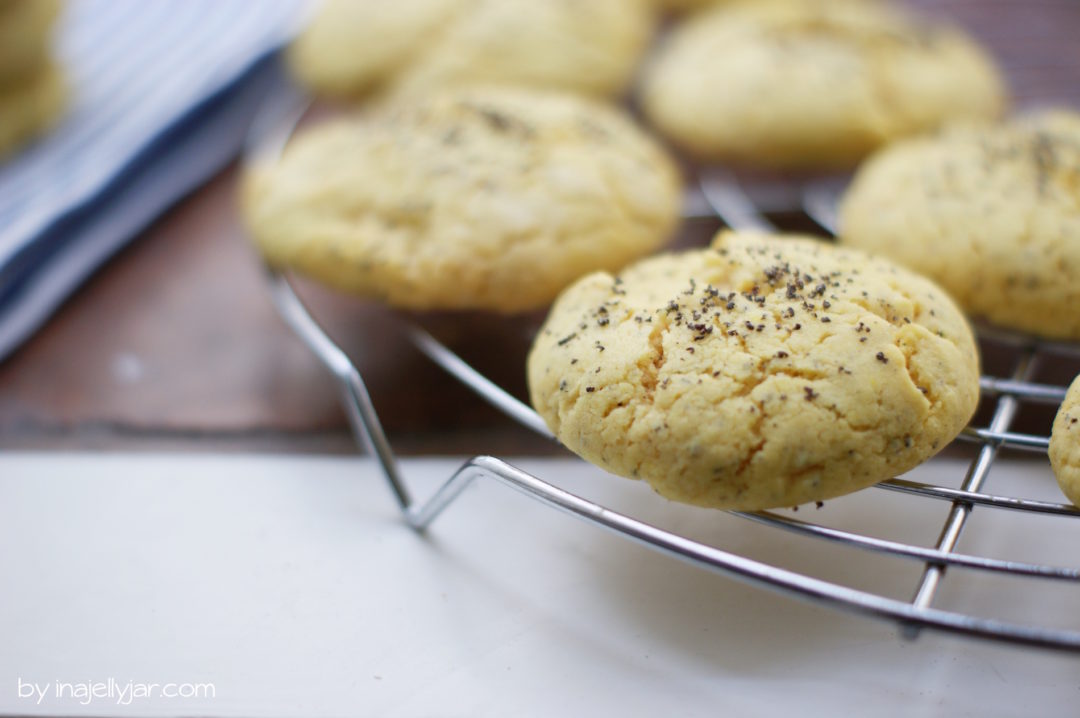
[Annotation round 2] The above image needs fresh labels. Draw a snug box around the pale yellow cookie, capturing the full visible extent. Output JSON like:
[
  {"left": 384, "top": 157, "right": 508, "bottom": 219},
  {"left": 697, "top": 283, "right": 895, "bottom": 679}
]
[
  {"left": 0, "top": 62, "right": 64, "bottom": 159},
  {"left": 527, "top": 231, "right": 980, "bottom": 511},
  {"left": 289, "top": 0, "right": 655, "bottom": 100},
  {"left": 0, "top": 0, "right": 60, "bottom": 86},
  {"left": 243, "top": 87, "right": 681, "bottom": 313},
  {"left": 839, "top": 111, "right": 1080, "bottom": 339},
  {"left": 639, "top": 0, "right": 1006, "bottom": 169},
  {"left": 1050, "top": 376, "right": 1080, "bottom": 507}
]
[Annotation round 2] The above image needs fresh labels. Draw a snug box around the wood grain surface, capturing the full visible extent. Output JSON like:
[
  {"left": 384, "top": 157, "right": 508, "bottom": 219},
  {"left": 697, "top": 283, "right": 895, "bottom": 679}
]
[{"left": 1, "top": 0, "right": 1077, "bottom": 453}]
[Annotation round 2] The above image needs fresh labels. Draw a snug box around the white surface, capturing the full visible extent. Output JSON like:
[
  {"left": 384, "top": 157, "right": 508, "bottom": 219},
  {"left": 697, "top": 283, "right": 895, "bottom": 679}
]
[{"left": 1, "top": 453, "right": 1078, "bottom": 717}]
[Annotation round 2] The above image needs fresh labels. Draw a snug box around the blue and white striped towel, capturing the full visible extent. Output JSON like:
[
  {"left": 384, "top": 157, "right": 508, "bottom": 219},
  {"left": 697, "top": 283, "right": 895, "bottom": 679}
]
[{"left": 0, "top": 0, "right": 307, "bottom": 361}]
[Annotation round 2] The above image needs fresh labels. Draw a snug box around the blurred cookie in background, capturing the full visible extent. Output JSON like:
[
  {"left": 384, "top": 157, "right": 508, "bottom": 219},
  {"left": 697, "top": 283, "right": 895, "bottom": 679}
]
[
  {"left": 289, "top": 0, "right": 656, "bottom": 101},
  {"left": 242, "top": 86, "right": 682, "bottom": 313},
  {"left": 0, "top": 63, "right": 64, "bottom": 159},
  {"left": 640, "top": 0, "right": 1006, "bottom": 170},
  {"left": 0, "top": 0, "right": 64, "bottom": 158},
  {"left": 839, "top": 110, "right": 1080, "bottom": 340},
  {"left": 0, "top": 0, "right": 60, "bottom": 84}
]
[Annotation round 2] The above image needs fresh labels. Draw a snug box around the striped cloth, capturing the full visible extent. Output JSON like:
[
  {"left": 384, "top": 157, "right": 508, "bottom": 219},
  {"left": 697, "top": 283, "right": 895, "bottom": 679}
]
[{"left": 0, "top": 0, "right": 306, "bottom": 361}]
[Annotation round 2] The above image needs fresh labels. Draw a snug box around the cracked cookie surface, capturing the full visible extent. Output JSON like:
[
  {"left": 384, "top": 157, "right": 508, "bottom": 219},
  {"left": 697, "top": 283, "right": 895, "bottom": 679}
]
[
  {"left": 289, "top": 0, "right": 654, "bottom": 100},
  {"left": 527, "top": 231, "right": 980, "bottom": 510},
  {"left": 839, "top": 111, "right": 1080, "bottom": 339},
  {"left": 1050, "top": 376, "right": 1080, "bottom": 507},
  {"left": 242, "top": 87, "right": 681, "bottom": 313},
  {"left": 639, "top": 0, "right": 1005, "bottom": 169}
]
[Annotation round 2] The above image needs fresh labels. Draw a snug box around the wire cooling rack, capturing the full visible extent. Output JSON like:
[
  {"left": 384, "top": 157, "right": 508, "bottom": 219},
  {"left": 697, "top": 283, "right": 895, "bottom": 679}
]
[{"left": 247, "top": 96, "right": 1080, "bottom": 653}]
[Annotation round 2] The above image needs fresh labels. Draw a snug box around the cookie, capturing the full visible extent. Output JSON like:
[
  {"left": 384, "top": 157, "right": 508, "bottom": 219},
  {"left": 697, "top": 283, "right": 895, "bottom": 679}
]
[
  {"left": 242, "top": 87, "right": 681, "bottom": 313},
  {"left": 1050, "top": 376, "right": 1080, "bottom": 507},
  {"left": 0, "top": 63, "right": 65, "bottom": 159},
  {"left": 0, "top": 0, "right": 61, "bottom": 85},
  {"left": 527, "top": 230, "right": 980, "bottom": 511},
  {"left": 838, "top": 111, "right": 1080, "bottom": 339},
  {"left": 639, "top": 0, "right": 1006, "bottom": 169},
  {"left": 289, "top": 0, "right": 655, "bottom": 100}
]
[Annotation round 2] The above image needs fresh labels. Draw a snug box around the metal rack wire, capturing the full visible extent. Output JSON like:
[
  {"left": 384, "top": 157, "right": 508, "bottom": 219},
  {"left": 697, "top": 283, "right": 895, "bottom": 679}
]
[{"left": 249, "top": 97, "right": 1080, "bottom": 653}]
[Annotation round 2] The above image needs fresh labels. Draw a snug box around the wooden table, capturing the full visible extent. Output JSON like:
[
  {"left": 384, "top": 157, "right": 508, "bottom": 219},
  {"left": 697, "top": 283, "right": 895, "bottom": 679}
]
[{"left": 1, "top": 0, "right": 1077, "bottom": 454}]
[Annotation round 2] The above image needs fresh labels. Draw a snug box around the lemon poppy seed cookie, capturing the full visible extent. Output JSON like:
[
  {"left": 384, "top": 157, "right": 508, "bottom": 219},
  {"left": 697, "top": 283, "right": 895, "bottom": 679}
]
[
  {"left": 839, "top": 111, "right": 1080, "bottom": 339},
  {"left": 1050, "top": 376, "right": 1080, "bottom": 507},
  {"left": 639, "top": 0, "right": 1005, "bottom": 169},
  {"left": 289, "top": 0, "right": 655, "bottom": 100},
  {"left": 528, "top": 231, "right": 979, "bottom": 511},
  {"left": 0, "top": 63, "right": 65, "bottom": 159},
  {"left": 243, "top": 87, "right": 681, "bottom": 313}
]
